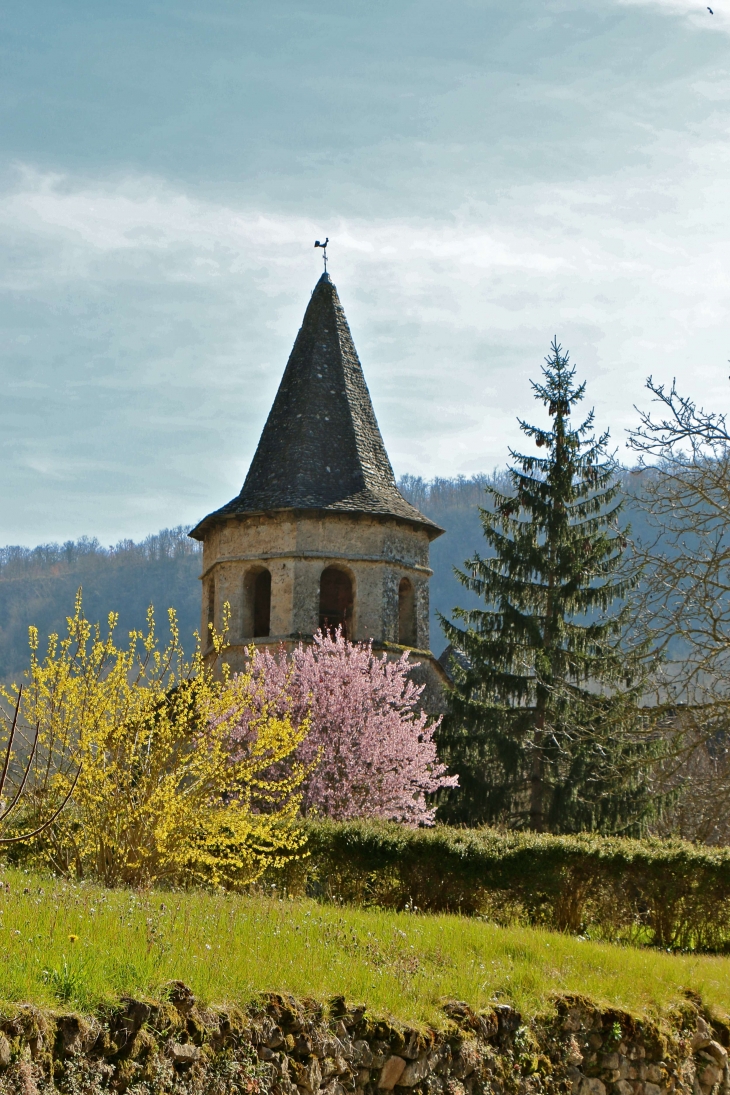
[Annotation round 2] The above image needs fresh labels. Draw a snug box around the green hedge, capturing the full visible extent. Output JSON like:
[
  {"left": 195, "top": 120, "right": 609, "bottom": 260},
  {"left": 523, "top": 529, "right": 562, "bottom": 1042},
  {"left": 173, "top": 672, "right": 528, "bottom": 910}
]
[{"left": 274, "top": 819, "right": 730, "bottom": 953}]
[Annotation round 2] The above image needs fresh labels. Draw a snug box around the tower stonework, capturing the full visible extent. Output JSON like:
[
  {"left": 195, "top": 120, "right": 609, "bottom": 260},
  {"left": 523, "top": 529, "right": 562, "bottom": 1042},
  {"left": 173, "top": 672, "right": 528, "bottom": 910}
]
[{"left": 189, "top": 273, "right": 448, "bottom": 708}]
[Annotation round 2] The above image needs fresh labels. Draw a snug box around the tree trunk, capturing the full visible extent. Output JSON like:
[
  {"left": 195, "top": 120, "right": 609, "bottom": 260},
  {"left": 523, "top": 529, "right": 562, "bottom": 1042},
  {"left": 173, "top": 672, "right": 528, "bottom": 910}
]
[{"left": 530, "top": 688, "right": 547, "bottom": 832}]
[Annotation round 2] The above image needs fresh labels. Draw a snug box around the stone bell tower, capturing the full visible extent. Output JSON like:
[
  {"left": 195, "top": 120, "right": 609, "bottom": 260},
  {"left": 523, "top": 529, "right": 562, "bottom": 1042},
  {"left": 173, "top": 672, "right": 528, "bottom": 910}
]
[{"left": 189, "top": 272, "right": 447, "bottom": 702}]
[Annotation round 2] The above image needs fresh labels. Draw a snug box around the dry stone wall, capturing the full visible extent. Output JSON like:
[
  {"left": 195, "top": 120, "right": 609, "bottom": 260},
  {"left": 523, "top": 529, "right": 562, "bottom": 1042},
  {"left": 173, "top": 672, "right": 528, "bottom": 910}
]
[{"left": 0, "top": 988, "right": 726, "bottom": 1095}]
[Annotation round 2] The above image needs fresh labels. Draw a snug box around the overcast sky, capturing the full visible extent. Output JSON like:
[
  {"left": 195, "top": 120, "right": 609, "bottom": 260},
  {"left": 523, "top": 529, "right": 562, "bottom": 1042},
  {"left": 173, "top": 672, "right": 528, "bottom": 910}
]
[{"left": 1, "top": 0, "right": 729, "bottom": 544}]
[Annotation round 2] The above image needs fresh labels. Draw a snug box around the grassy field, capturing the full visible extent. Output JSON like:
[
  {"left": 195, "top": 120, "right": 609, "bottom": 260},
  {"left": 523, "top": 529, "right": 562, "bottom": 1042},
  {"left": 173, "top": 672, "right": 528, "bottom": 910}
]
[{"left": 4, "top": 867, "right": 730, "bottom": 1027}]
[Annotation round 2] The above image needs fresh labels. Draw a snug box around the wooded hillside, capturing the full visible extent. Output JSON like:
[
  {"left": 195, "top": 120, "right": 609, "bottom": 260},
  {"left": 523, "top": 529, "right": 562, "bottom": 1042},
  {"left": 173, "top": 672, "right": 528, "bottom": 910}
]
[{"left": 0, "top": 528, "right": 202, "bottom": 682}]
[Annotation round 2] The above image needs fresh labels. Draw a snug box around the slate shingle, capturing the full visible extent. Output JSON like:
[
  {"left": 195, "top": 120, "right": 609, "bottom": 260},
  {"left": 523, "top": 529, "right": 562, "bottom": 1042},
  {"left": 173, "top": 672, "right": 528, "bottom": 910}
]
[{"left": 190, "top": 273, "right": 442, "bottom": 540}]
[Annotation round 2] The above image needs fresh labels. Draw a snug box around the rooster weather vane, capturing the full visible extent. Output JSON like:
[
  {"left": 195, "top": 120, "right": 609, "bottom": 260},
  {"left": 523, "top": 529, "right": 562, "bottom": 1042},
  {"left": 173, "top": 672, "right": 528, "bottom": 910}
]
[{"left": 314, "top": 237, "right": 329, "bottom": 272}]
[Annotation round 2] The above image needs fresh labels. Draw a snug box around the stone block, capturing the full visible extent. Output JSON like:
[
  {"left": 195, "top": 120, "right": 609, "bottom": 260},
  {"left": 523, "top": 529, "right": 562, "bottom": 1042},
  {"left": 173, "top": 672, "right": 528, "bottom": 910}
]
[
  {"left": 704, "top": 1043, "right": 728, "bottom": 1067},
  {"left": 323, "top": 1083, "right": 347, "bottom": 1095},
  {"left": 294, "top": 1057, "right": 323, "bottom": 1092},
  {"left": 567, "top": 1066, "right": 583, "bottom": 1092},
  {"left": 699, "top": 1065, "right": 722, "bottom": 1089},
  {"left": 401, "top": 1033, "right": 422, "bottom": 1061},
  {"left": 579, "top": 1077, "right": 607, "bottom": 1095},
  {"left": 296, "top": 1034, "right": 314, "bottom": 1056},
  {"left": 322, "top": 1057, "right": 338, "bottom": 1080},
  {"left": 567, "top": 1037, "right": 584, "bottom": 1066},
  {"left": 495, "top": 1005, "right": 522, "bottom": 1036},
  {"left": 56, "top": 1016, "right": 94, "bottom": 1057},
  {"left": 453, "top": 1043, "right": 481, "bottom": 1080},
  {"left": 353, "top": 1041, "right": 374, "bottom": 1068},
  {"left": 169, "top": 1044, "right": 201, "bottom": 1065},
  {"left": 399, "top": 1056, "right": 432, "bottom": 1087},
  {"left": 379, "top": 1057, "right": 407, "bottom": 1090},
  {"left": 266, "top": 1026, "right": 285, "bottom": 1050}
]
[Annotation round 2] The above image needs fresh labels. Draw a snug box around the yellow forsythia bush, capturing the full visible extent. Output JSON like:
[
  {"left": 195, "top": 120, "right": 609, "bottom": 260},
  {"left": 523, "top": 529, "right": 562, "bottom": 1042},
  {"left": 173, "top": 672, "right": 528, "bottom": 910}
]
[{"left": 1, "top": 594, "right": 310, "bottom": 888}]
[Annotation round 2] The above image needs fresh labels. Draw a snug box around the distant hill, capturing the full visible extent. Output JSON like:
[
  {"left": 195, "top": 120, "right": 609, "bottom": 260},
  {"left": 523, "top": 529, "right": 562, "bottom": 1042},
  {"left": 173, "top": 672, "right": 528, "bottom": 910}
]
[
  {"left": 0, "top": 472, "right": 655, "bottom": 682},
  {"left": 0, "top": 529, "right": 202, "bottom": 683}
]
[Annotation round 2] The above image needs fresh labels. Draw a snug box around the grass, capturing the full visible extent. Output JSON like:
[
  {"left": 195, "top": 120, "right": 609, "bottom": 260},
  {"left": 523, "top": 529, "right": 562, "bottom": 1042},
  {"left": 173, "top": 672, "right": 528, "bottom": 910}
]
[{"left": 3, "top": 867, "right": 730, "bottom": 1028}]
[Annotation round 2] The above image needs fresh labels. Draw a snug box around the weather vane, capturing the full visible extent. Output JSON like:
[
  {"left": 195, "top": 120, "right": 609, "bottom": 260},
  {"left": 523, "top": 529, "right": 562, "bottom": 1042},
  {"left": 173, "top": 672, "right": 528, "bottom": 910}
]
[{"left": 314, "top": 237, "right": 329, "bottom": 272}]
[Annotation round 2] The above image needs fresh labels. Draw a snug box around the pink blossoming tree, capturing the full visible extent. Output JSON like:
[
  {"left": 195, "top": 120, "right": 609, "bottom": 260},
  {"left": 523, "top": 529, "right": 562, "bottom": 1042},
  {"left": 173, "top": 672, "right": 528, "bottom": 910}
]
[{"left": 227, "top": 629, "right": 457, "bottom": 825}]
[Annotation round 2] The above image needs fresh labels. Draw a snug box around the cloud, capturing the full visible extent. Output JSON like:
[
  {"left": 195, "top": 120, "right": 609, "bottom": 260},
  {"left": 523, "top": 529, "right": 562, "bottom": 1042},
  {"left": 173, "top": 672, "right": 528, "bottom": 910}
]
[{"left": 1, "top": 138, "right": 729, "bottom": 542}]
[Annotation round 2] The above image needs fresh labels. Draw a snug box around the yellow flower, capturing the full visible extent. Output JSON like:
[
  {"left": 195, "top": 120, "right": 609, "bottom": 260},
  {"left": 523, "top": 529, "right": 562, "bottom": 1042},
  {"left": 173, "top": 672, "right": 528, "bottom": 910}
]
[
  {"left": 68, "top": 934, "right": 78, "bottom": 943},
  {"left": 3, "top": 595, "right": 309, "bottom": 890}
]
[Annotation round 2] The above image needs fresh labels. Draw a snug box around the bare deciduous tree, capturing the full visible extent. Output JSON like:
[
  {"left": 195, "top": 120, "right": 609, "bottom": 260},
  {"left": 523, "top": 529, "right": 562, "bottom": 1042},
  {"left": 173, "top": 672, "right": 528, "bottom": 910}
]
[{"left": 628, "top": 377, "right": 730, "bottom": 843}]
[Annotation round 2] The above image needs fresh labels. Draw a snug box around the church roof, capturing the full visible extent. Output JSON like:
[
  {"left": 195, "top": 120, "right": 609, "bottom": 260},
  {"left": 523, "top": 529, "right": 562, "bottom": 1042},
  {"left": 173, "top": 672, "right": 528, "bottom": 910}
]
[{"left": 190, "top": 272, "right": 443, "bottom": 540}]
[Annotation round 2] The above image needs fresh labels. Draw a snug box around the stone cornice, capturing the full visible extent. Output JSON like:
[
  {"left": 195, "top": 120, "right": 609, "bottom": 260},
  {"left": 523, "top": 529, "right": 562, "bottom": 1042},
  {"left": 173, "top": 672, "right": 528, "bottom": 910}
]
[{"left": 200, "top": 550, "right": 433, "bottom": 581}]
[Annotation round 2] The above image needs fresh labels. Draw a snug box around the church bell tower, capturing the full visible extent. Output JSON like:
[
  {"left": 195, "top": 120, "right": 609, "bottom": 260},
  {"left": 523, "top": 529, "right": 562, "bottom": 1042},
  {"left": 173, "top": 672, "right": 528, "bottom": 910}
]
[{"left": 190, "top": 272, "right": 446, "bottom": 695}]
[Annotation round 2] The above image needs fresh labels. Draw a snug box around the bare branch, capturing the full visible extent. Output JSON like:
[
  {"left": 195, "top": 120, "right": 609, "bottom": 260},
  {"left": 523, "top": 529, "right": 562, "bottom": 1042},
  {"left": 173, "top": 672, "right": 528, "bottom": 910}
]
[
  {"left": 0, "top": 764, "right": 81, "bottom": 845},
  {"left": 0, "top": 684, "right": 81, "bottom": 845},
  {"left": 629, "top": 377, "right": 730, "bottom": 460},
  {"left": 0, "top": 688, "right": 21, "bottom": 805},
  {"left": 0, "top": 711, "right": 40, "bottom": 825}
]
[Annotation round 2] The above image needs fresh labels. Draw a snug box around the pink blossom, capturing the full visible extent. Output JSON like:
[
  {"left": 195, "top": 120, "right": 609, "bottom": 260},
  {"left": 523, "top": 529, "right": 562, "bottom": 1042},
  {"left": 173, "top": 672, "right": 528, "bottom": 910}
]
[{"left": 227, "top": 629, "right": 457, "bottom": 825}]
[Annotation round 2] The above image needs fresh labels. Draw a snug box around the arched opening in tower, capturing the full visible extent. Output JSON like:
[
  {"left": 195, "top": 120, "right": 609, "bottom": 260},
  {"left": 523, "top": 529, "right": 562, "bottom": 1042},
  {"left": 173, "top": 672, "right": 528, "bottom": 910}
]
[
  {"left": 243, "top": 566, "right": 272, "bottom": 639},
  {"left": 319, "top": 567, "right": 353, "bottom": 640},
  {"left": 252, "top": 569, "right": 271, "bottom": 638},
  {"left": 398, "top": 577, "right": 417, "bottom": 646},
  {"left": 206, "top": 577, "right": 215, "bottom": 642}
]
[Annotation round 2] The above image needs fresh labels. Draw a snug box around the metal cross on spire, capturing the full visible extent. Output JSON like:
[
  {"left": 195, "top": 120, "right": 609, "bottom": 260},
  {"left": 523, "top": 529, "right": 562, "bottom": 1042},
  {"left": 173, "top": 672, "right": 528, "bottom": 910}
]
[{"left": 314, "top": 237, "right": 329, "bottom": 272}]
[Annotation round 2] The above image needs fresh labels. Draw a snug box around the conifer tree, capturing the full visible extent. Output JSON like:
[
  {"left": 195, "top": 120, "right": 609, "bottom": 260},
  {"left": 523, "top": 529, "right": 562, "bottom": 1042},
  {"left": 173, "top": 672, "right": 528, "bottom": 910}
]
[{"left": 437, "top": 341, "right": 655, "bottom": 833}]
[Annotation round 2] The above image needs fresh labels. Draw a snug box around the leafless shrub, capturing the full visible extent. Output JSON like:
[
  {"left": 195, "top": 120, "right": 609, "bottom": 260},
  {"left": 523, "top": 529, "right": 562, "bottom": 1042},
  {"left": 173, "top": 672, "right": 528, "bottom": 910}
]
[{"left": 628, "top": 377, "right": 730, "bottom": 841}]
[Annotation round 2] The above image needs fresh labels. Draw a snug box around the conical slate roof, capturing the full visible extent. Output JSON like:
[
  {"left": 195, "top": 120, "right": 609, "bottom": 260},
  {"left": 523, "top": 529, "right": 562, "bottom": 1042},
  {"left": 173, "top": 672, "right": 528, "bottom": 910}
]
[{"left": 190, "top": 273, "right": 442, "bottom": 540}]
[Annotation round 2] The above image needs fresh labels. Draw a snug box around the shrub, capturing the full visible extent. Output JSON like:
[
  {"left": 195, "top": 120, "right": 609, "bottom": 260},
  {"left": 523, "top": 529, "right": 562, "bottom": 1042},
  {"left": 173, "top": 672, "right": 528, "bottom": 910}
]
[
  {"left": 275, "top": 818, "right": 730, "bottom": 952},
  {"left": 228, "top": 630, "right": 456, "bottom": 824},
  {"left": 2, "top": 594, "right": 309, "bottom": 888}
]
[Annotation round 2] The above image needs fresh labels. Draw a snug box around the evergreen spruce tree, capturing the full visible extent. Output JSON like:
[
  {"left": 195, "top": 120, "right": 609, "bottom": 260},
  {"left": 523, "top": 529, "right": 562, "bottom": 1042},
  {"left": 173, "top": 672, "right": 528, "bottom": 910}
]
[{"left": 437, "top": 341, "right": 655, "bottom": 833}]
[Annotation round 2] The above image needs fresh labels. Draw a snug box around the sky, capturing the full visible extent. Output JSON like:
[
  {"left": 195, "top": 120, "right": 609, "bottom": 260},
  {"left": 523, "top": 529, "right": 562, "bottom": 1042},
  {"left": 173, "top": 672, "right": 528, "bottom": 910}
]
[{"left": 1, "top": 0, "right": 729, "bottom": 544}]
